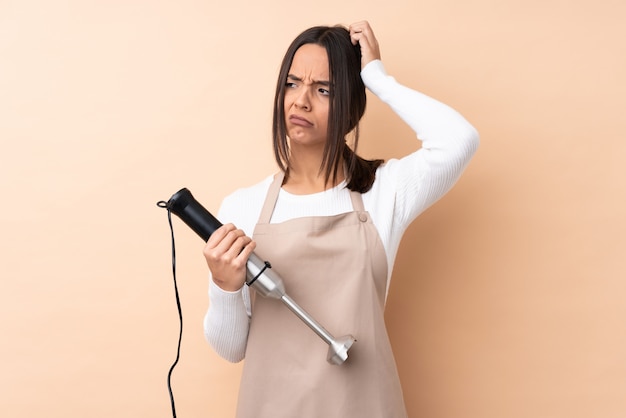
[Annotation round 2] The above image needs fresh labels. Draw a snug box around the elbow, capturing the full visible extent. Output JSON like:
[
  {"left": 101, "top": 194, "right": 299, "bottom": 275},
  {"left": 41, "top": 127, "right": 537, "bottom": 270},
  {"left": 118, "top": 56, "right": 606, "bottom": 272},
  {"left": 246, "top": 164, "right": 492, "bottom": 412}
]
[
  {"left": 216, "top": 347, "right": 246, "bottom": 364},
  {"left": 465, "top": 124, "right": 480, "bottom": 156},
  {"left": 448, "top": 125, "right": 480, "bottom": 175},
  {"left": 457, "top": 124, "right": 480, "bottom": 167},
  {"left": 204, "top": 329, "right": 246, "bottom": 363}
]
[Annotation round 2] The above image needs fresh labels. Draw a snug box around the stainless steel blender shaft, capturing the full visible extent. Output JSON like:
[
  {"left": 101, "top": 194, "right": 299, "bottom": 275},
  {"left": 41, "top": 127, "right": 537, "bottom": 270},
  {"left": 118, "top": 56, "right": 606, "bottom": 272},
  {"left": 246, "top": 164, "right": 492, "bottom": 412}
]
[{"left": 246, "top": 253, "right": 356, "bottom": 365}]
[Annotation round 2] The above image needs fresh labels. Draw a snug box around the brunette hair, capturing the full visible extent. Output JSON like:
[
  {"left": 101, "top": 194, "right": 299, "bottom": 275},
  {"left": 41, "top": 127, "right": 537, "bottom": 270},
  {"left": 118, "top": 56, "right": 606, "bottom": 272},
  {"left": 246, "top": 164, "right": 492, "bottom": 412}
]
[{"left": 272, "top": 25, "right": 384, "bottom": 193}]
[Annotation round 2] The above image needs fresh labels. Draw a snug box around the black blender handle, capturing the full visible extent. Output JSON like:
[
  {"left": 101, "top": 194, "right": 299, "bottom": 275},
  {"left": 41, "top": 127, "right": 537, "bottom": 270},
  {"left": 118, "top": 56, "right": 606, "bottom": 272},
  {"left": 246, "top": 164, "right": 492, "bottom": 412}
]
[{"left": 165, "top": 188, "right": 223, "bottom": 242}]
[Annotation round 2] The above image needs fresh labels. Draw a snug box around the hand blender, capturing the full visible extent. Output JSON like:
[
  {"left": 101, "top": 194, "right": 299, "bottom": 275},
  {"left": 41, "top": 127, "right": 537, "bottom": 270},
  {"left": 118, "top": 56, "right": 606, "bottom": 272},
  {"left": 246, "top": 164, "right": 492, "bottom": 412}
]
[{"left": 159, "top": 188, "right": 356, "bottom": 365}]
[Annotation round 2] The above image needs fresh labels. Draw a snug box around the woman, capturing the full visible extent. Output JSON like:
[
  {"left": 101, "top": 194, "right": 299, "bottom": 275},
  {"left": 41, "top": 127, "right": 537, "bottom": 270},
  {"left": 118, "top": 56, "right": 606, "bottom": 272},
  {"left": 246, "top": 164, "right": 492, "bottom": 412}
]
[{"left": 203, "top": 21, "right": 479, "bottom": 417}]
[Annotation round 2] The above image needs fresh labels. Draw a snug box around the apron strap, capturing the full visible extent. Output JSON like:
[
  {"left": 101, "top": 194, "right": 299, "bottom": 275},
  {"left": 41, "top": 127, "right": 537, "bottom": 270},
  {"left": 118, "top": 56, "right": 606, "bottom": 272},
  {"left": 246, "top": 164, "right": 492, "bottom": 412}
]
[
  {"left": 258, "top": 172, "right": 284, "bottom": 224},
  {"left": 349, "top": 189, "right": 366, "bottom": 213}
]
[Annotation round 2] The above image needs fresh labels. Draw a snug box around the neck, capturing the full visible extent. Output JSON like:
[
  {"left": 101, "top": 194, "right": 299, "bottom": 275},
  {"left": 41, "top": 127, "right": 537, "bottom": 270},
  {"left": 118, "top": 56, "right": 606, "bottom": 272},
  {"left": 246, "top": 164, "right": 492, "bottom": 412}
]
[{"left": 283, "top": 149, "right": 344, "bottom": 195}]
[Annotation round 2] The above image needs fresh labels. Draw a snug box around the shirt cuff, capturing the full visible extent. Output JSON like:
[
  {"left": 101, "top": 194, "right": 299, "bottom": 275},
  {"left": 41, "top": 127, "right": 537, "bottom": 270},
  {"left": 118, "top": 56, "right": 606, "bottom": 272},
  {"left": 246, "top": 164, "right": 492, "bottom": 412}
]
[{"left": 209, "top": 277, "right": 244, "bottom": 300}]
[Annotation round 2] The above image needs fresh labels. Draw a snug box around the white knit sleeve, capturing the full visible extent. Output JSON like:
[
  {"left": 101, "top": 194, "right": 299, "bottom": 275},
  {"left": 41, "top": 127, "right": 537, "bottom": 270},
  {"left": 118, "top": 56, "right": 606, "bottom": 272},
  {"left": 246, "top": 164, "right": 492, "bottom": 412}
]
[
  {"left": 362, "top": 59, "right": 479, "bottom": 226},
  {"left": 361, "top": 60, "right": 479, "bottom": 290},
  {"left": 201, "top": 179, "right": 271, "bottom": 362},
  {"left": 203, "top": 278, "right": 251, "bottom": 363}
]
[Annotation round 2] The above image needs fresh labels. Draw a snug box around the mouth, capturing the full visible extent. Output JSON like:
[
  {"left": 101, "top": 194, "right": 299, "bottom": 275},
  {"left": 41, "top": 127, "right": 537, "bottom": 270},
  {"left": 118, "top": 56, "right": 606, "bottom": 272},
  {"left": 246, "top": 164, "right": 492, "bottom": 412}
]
[{"left": 288, "top": 114, "right": 313, "bottom": 127}]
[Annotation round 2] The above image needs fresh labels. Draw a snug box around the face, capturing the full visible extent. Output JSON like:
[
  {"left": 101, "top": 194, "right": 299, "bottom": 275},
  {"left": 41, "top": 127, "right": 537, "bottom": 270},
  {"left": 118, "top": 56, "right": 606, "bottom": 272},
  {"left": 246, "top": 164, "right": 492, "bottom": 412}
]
[{"left": 283, "top": 43, "right": 330, "bottom": 149}]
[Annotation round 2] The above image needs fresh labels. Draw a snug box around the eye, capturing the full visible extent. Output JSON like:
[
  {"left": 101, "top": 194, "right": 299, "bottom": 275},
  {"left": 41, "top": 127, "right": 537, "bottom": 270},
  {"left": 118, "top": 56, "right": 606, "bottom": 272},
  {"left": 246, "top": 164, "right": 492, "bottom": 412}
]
[
  {"left": 318, "top": 87, "right": 330, "bottom": 96},
  {"left": 286, "top": 81, "right": 298, "bottom": 88}
]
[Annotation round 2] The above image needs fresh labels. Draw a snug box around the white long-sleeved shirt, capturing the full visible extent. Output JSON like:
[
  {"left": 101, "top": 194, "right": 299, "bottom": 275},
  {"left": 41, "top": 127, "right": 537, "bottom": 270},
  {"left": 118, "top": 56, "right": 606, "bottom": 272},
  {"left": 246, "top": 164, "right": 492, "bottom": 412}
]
[{"left": 204, "top": 59, "right": 479, "bottom": 362}]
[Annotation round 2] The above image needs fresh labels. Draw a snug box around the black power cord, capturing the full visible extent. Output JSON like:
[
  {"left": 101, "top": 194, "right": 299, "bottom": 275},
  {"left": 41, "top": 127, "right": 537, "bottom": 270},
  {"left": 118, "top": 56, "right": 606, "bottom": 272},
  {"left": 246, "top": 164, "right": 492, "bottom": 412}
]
[{"left": 157, "top": 200, "right": 183, "bottom": 418}]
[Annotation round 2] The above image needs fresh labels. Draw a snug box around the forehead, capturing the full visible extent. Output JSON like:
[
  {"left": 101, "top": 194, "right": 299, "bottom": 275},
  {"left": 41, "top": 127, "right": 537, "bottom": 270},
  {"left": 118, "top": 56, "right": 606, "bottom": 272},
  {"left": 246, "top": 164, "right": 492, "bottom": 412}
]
[{"left": 289, "top": 44, "right": 329, "bottom": 79}]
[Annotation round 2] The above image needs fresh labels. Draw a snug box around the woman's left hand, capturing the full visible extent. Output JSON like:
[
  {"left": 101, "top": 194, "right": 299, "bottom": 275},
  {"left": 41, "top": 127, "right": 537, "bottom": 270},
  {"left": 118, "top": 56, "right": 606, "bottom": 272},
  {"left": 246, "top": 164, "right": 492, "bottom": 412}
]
[{"left": 349, "top": 21, "right": 381, "bottom": 69}]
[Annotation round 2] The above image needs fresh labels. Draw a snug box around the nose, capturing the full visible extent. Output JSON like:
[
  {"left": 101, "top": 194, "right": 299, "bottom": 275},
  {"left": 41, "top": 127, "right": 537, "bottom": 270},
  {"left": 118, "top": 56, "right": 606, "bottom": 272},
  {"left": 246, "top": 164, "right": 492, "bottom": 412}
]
[{"left": 294, "top": 87, "right": 311, "bottom": 111}]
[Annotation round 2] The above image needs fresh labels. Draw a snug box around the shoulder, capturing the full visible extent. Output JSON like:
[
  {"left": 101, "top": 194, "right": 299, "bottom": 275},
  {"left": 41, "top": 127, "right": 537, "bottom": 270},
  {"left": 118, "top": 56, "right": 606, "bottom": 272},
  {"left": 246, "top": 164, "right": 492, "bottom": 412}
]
[
  {"left": 362, "top": 159, "right": 423, "bottom": 221},
  {"left": 365, "top": 159, "right": 404, "bottom": 196},
  {"left": 217, "top": 174, "right": 275, "bottom": 236},
  {"left": 220, "top": 175, "right": 274, "bottom": 211}
]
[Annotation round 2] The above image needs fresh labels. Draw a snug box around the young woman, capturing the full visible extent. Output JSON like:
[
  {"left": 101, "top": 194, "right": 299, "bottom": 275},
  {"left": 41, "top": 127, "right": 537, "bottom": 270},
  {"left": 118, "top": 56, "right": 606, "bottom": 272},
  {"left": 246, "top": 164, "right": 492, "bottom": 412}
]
[{"left": 202, "top": 21, "right": 479, "bottom": 417}]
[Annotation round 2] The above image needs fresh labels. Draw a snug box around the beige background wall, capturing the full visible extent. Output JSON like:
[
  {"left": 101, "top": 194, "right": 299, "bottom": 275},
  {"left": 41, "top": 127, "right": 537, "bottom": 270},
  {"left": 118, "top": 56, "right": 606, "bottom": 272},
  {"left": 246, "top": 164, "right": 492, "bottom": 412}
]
[{"left": 1, "top": 0, "right": 624, "bottom": 417}]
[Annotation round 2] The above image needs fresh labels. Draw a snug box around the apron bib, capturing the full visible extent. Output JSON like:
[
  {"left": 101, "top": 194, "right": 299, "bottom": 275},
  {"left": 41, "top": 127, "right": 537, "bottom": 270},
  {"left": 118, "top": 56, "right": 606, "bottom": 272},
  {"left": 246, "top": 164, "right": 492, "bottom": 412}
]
[{"left": 236, "top": 173, "right": 407, "bottom": 418}]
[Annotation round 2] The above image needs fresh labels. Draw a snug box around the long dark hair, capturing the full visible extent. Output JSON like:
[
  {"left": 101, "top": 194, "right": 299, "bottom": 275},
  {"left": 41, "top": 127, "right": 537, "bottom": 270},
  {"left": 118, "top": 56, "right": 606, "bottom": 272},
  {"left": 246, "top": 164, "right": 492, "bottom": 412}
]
[{"left": 272, "top": 25, "right": 383, "bottom": 193}]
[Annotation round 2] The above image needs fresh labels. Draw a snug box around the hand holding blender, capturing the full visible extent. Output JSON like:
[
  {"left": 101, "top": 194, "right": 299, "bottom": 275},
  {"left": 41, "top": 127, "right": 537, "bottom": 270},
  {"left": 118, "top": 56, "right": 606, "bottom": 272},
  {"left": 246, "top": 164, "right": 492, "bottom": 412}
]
[{"left": 161, "top": 188, "right": 356, "bottom": 365}]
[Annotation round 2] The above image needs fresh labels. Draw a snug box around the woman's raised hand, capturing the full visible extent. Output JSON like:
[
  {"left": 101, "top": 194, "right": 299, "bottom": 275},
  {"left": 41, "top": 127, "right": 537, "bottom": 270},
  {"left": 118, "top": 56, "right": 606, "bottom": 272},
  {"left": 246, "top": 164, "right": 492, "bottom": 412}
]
[
  {"left": 203, "top": 223, "right": 256, "bottom": 292},
  {"left": 349, "top": 21, "right": 381, "bottom": 69}
]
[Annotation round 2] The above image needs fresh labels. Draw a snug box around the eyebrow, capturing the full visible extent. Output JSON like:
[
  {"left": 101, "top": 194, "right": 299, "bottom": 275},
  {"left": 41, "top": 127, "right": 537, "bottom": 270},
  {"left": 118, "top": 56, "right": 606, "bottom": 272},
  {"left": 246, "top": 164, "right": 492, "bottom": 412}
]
[{"left": 287, "top": 74, "right": 330, "bottom": 87}]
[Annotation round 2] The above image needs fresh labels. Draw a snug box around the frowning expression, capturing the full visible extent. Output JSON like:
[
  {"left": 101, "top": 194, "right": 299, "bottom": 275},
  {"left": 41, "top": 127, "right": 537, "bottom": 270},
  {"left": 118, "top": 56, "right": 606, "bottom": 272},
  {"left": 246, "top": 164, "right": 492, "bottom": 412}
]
[{"left": 284, "top": 43, "right": 330, "bottom": 149}]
